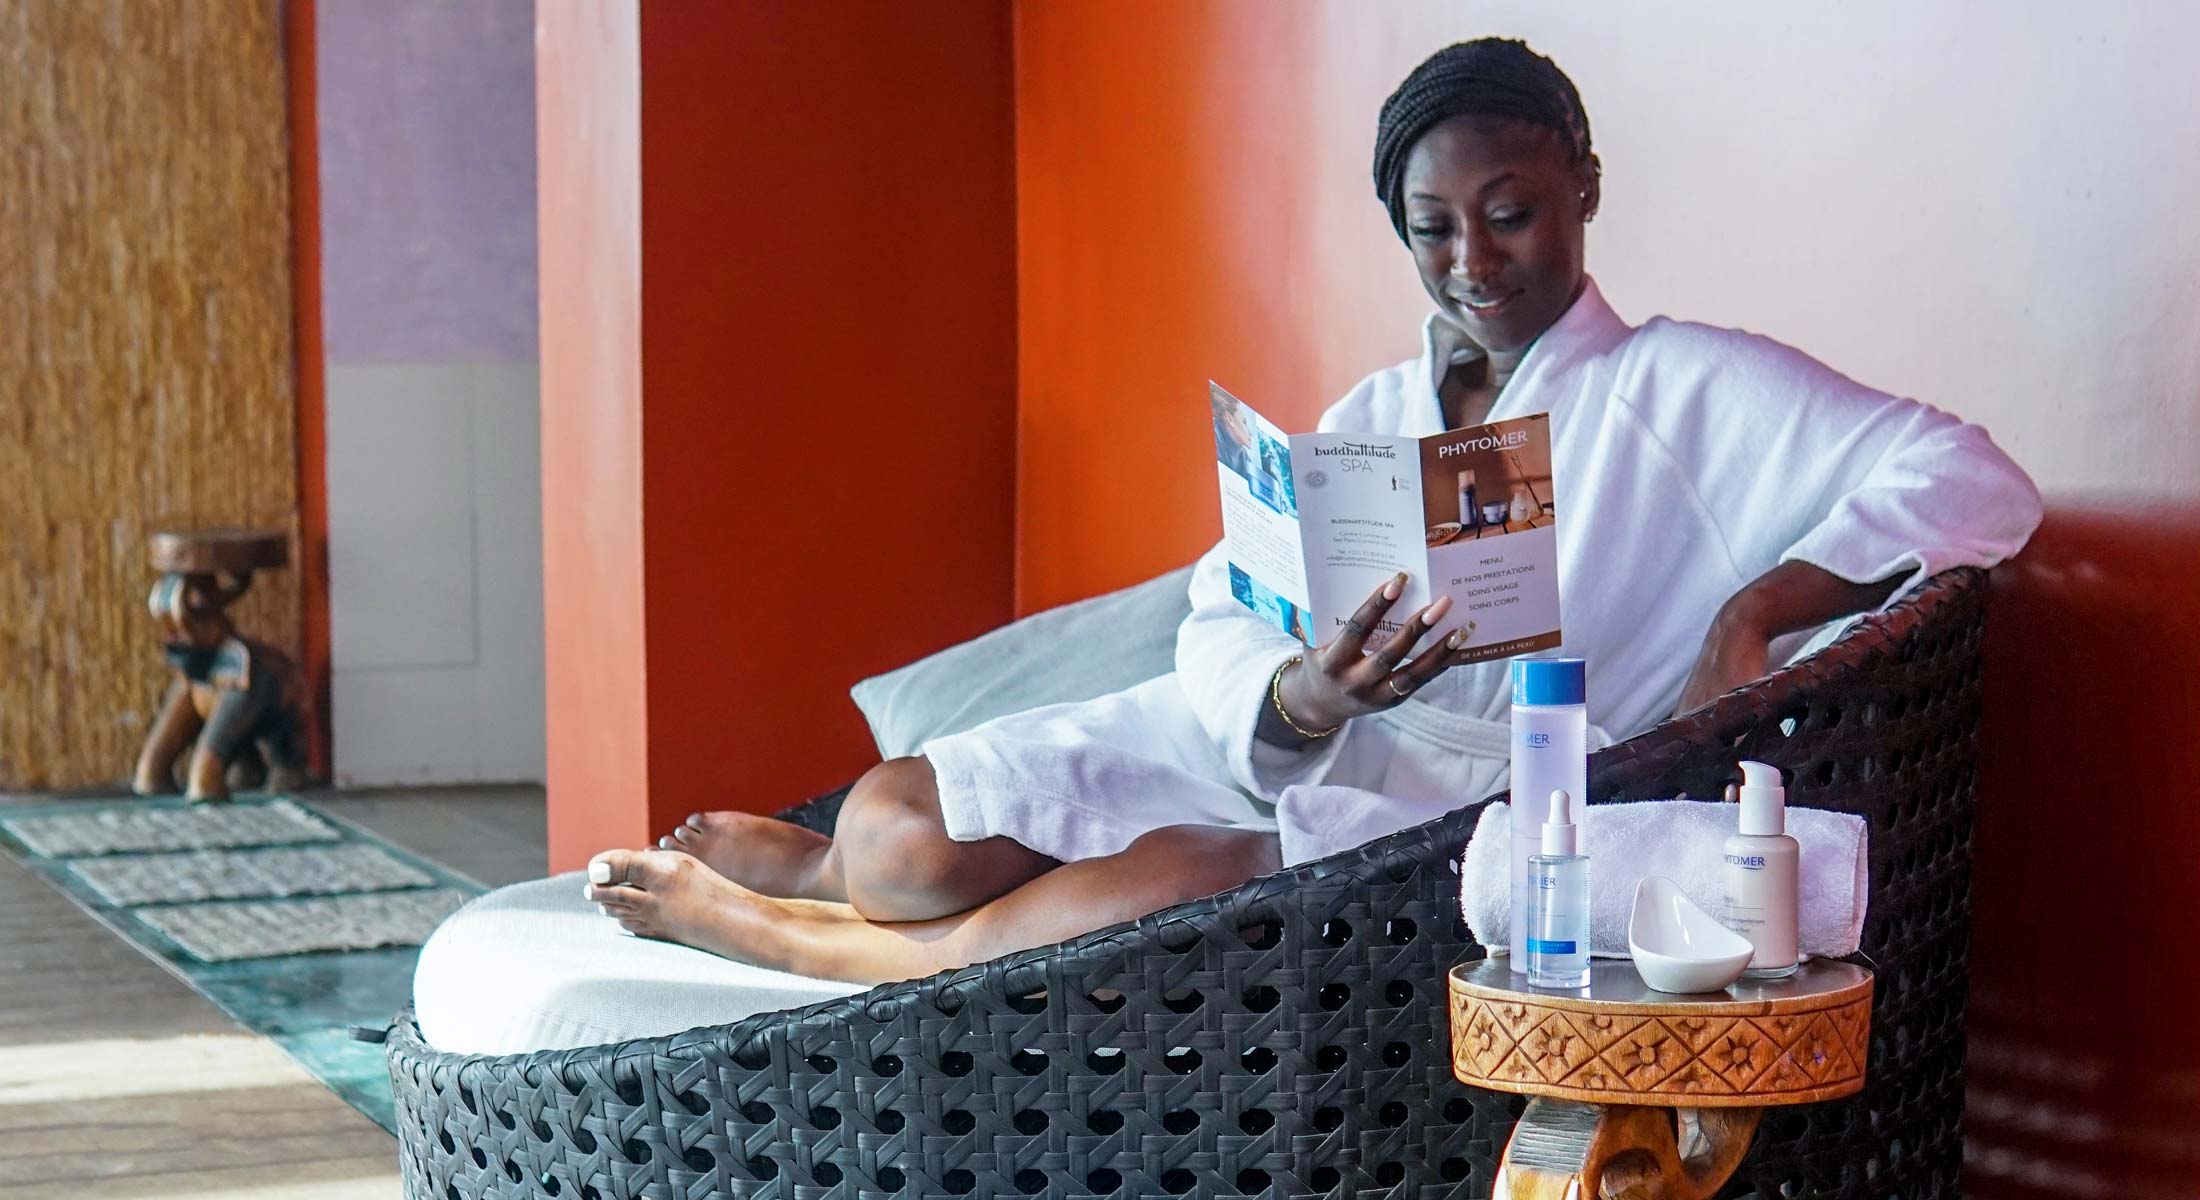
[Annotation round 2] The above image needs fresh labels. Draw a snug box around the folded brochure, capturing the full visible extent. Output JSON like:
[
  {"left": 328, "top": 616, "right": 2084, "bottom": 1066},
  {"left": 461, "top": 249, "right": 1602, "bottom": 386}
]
[{"left": 1209, "top": 381, "right": 1560, "bottom": 662}]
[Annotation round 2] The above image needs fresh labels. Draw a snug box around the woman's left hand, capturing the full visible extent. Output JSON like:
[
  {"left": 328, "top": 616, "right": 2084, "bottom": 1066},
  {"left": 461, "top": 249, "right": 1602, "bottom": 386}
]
[
  {"left": 1672, "top": 561, "right": 1906, "bottom": 718},
  {"left": 1671, "top": 604, "right": 1771, "bottom": 718}
]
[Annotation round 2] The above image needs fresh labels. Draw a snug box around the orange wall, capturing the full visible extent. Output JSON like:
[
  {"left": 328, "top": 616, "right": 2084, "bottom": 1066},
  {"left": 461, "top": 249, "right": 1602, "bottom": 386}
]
[
  {"left": 537, "top": 1, "right": 649, "bottom": 868},
  {"left": 537, "top": 2, "right": 1017, "bottom": 867},
  {"left": 635, "top": 1, "right": 1016, "bottom": 829},
  {"left": 286, "top": 0, "right": 332, "bottom": 779},
  {"left": 1014, "top": 4, "right": 2200, "bottom": 1195},
  {"left": 1018, "top": 8, "right": 1317, "bottom": 613},
  {"left": 1014, "top": 6, "right": 1441, "bottom": 614}
]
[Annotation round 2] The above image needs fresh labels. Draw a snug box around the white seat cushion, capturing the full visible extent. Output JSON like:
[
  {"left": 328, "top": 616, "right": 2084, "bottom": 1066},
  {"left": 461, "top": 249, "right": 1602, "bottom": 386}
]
[{"left": 413, "top": 872, "right": 865, "bottom": 1054}]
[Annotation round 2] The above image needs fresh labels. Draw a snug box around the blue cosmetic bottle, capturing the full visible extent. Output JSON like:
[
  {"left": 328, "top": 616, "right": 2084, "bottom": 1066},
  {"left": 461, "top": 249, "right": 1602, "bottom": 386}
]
[{"left": 1526, "top": 788, "right": 1591, "bottom": 989}]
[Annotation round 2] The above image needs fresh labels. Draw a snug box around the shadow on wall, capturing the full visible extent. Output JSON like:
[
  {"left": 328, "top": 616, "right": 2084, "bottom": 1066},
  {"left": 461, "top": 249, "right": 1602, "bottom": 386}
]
[{"left": 1966, "top": 503, "right": 2200, "bottom": 1200}]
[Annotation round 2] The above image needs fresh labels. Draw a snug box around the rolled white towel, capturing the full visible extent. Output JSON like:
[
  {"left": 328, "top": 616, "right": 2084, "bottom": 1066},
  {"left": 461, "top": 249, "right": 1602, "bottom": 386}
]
[{"left": 1459, "top": 799, "right": 1869, "bottom": 960}]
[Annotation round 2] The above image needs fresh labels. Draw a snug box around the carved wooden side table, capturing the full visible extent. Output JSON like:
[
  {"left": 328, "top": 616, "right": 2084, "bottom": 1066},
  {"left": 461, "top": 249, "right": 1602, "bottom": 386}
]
[
  {"left": 1448, "top": 958, "right": 1872, "bottom": 1199},
  {"left": 135, "top": 527, "right": 307, "bottom": 801}
]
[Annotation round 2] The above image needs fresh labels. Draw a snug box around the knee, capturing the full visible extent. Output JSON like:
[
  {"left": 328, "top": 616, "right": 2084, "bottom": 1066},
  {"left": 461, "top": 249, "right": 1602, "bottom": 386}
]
[
  {"left": 836, "top": 757, "right": 953, "bottom": 888},
  {"left": 1122, "top": 826, "right": 1280, "bottom": 900}
]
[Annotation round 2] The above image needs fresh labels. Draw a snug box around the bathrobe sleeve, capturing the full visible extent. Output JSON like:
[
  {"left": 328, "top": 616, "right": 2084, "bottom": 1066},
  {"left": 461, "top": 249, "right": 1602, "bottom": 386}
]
[
  {"left": 1173, "top": 542, "right": 1341, "bottom": 799},
  {"left": 1627, "top": 321, "right": 2043, "bottom": 598}
]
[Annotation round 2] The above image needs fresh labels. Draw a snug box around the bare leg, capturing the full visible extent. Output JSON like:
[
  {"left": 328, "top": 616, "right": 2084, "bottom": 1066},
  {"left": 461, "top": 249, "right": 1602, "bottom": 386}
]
[
  {"left": 659, "top": 756, "right": 1058, "bottom": 921},
  {"left": 660, "top": 811, "right": 842, "bottom": 900},
  {"left": 587, "top": 824, "right": 1280, "bottom": 985}
]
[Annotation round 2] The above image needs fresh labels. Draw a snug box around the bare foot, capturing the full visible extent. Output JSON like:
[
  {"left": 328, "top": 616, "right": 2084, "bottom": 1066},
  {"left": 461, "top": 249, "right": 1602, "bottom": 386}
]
[
  {"left": 585, "top": 848, "right": 825, "bottom": 975},
  {"left": 657, "top": 811, "right": 840, "bottom": 901}
]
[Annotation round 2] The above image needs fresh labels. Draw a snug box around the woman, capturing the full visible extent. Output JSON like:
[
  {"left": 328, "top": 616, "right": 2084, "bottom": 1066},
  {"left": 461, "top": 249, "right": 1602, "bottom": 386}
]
[{"left": 582, "top": 40, "right": 2040, "bottom": 984}]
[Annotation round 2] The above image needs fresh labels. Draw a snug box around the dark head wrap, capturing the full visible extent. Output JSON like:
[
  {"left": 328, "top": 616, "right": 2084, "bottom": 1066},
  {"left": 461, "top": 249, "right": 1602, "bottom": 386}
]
[{"left": 1372, "top": 39, "right": 1593, "bottom": 241}]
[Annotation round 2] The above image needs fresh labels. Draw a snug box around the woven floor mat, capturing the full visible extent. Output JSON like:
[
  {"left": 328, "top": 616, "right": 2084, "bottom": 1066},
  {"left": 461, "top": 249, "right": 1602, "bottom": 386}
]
[
  {"left": 136, "top": 887, "right": 474, "bottom": 963},
  {"left": 0, "top": 794, "right": 489, "bottom": 1131},
  {"left": 1, "top": 798, "right": 340, "bottom": 857},
  {"left": 67, "top": 843, "right": 435, "bottom": 906}
]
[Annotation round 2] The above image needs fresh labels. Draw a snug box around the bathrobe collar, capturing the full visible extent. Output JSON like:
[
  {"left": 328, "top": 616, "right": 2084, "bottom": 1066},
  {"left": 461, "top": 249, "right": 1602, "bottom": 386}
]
[{"left": 1406, "top": 275, "right": 1628, "bottom": 435}]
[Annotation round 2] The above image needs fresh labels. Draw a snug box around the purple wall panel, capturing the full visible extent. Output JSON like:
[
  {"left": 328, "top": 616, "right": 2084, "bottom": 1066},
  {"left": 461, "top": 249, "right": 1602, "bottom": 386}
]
[{"left": 318, "top": 0, "right": 537, "bottom": 363}]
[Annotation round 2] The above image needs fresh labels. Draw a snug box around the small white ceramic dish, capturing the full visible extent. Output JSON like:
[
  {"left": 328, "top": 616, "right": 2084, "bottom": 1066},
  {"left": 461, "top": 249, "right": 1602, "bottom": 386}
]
[{"left": 1627, "top": 875, "right": 1754, "bottom": 993}]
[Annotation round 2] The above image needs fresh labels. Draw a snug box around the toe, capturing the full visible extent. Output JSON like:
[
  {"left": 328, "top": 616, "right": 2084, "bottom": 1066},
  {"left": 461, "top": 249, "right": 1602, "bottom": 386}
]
[
  {"left": 588, "top": 848, "right": 647, "bottom": 887},
  {"left": 670, "top": 824, "right": 696, "bottom": 845},
  {"left": 619, "top": 847, "right": 699, "bottom": 891},
  {"left": 658, "top": 835, "right": 678, "bottom": 849}
]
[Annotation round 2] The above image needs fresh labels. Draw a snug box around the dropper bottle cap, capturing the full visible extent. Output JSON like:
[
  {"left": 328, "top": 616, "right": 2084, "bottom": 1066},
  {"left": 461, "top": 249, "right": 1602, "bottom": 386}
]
[
  {"left": 1737, "top": 761, "right": 1786, "bottom": 836},
  {"left": 1540, "top": 789, "right": 1577, "bottom": 856}
]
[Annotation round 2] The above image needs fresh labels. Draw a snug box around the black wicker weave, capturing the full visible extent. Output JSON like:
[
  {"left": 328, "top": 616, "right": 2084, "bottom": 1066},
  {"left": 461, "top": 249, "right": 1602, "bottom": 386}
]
[{"left": 385, "top": 568, "right": 1988, "bottom": 1200}]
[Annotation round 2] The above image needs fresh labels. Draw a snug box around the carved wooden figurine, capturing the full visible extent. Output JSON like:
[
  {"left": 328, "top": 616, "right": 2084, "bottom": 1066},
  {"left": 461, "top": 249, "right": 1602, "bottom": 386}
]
[{"left": 133, "top": 529, "right": 308, "bottom": 802}]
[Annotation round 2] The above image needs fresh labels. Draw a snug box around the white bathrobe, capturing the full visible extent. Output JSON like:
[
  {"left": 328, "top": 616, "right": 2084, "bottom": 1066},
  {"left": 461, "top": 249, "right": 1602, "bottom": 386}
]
[{"left": 923, "top": 278, "right": 2041, "bottom": 866}]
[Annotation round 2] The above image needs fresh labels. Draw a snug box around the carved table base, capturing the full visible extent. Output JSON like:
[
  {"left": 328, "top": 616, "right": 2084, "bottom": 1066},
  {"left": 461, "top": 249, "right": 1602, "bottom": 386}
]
[
  {"left": 1451, "top": 959, "right": 1873, "bottom": 1200},
  {"left": 1494, "top": 1098, "right": 1762, "bottom": 1200}
]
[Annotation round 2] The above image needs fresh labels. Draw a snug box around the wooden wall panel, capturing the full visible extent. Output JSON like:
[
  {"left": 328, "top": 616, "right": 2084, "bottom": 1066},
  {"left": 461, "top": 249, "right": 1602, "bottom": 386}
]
[{"left": 0, "top": 0, "right": 299, "bottom": 789}]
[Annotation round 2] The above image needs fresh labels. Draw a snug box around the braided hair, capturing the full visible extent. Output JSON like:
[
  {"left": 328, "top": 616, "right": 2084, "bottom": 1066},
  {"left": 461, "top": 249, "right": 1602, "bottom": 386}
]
[{"left": 1372, "top": 39, "right": 1593, "bottom": 241}]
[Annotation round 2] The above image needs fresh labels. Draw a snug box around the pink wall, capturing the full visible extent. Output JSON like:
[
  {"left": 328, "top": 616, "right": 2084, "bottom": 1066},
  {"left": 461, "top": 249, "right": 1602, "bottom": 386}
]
[{"left": 317, "top": 0, "right": 536, "bottom": 364}]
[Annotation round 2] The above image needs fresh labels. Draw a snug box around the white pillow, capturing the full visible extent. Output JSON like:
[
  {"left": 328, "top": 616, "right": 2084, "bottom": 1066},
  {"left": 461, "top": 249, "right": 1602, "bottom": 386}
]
[{"left": 850, "top": 566, "right": 1195, "bottom": 759}]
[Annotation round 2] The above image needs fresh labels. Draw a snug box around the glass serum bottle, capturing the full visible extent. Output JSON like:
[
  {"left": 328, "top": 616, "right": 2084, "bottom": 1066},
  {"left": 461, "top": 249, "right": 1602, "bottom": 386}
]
[{"left": 1526, "top": 788, "right": 1591, "bottom": 988}]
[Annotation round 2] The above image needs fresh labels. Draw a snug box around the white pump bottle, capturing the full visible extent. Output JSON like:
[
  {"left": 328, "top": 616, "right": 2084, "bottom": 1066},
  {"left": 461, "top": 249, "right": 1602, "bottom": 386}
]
[{"left": 1721, "top": 760, "right": 1799, "bottom": 978}]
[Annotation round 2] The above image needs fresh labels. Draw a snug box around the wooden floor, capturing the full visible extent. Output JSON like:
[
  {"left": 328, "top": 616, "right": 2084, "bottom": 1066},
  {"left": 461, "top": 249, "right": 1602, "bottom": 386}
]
[{"left": 0, "top": 785, "right": 546, "bottom": 1198}]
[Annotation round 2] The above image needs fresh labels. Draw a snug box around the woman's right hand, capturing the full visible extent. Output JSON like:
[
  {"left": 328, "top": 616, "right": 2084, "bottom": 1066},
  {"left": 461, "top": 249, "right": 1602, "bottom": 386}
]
[{"left": 1270, "top": 573, "right": 1478, "bottom": 739}]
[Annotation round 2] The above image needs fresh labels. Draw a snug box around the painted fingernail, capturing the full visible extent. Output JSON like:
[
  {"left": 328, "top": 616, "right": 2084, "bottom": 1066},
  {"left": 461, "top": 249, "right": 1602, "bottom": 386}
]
[
  {"left": 1384, "top": 573, "right": 1404, "bottom": 600},
  {"left": 587, "top": 860, "right": 612, "bottom": 884},
  {"left": 1421, "top": 595, "right": 1453, "bottom": 623},
  {"left": 596, "top": 904, "right": 611, "bottom": 918},
  {"left": 582, "top": 883, "right": 595, "bottom": 900},
  {"left": 1447, "top": 629, "right": 1467, "bottom": 649}
]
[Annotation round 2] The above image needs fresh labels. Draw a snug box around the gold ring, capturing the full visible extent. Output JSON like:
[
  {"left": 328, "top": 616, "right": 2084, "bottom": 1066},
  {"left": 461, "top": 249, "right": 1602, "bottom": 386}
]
[{"left": 1386, "top": 676, "right": 1412, "bottom": 698}]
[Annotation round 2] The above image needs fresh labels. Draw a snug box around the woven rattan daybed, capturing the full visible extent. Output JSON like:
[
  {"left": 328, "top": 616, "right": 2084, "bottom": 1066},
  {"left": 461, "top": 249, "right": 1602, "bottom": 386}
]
[{"left": 384, "top": 566, "right": 1988, "bottom": 1200}]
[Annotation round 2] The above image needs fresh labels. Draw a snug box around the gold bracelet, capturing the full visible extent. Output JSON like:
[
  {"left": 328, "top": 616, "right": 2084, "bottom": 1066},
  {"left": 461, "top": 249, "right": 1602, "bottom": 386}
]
[{"left": 1270, "top": 655, "right": 1341, "bottom": 739}]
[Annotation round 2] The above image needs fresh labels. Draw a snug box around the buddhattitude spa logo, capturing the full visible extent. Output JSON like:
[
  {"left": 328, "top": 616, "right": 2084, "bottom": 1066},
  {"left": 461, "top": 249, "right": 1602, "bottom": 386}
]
[
  {"left": 1306, "top": 469, "right": 1329, "bottom": 489},
  {"left": 1314, "top": 441, "right": 1398, "bottom": 460}
]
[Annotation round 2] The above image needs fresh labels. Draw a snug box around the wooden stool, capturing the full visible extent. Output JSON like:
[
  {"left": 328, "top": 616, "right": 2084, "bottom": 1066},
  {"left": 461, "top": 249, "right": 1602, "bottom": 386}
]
[
  {"left": 1449, "top": 958, "right": 1871, "bottom": 1199},
  {"left": 134, "top": 528, "right": 307, "bottom": 802}
]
